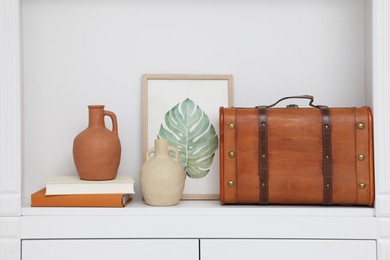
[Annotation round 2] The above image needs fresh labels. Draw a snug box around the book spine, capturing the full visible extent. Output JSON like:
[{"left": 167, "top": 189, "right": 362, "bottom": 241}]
[
  {"left": 31, "top": 189, "right": 132, "bottom": 207},
  {"left": 45, "top": 183, "right": 134, "bottom": 195}
]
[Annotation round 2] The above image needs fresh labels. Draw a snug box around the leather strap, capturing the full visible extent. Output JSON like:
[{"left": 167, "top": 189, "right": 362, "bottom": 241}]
[
  {"left": 319, "top": 106, "right": 332, "bottom": 205},
  {"left": 257, "top": 106, "right": 268, "bottom": 205}
]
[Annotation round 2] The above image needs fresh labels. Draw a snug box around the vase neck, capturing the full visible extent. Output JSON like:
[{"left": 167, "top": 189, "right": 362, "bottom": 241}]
[
  {"left": 88, "top": 105, "right": 105, "bottom": 128},
  {"left": 154, "top": 139, "right": 169, "bottom": 157}
]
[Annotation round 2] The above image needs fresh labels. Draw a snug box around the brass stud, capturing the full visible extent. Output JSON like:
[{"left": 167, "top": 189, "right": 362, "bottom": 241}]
[
  {"left": 359, "top": 182, "right": 367, "bottom": 189},
  {"left": 358, "top": 154, "right": 365, "bottom": 161},
  {"left": 357, "top": 122, "right": 365, "bottom": 130},
  {"left": 228, "top": 123, "right": 235, "bottom": 129},
  {"left": 228, "top": 151, "right": 236, "bottom": 158},
  {"left": 227, "top": 180, "right": 234, "bottom": 188}
]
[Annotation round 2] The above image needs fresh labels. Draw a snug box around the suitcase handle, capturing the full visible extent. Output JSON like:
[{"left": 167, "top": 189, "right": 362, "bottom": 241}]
[{"left": 265, "top": 95, "right": 319, "bottom": 108}]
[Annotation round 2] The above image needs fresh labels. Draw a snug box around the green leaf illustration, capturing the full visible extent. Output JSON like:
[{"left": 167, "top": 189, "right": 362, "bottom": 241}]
[{"left": 158, "top": 98, "right": 218, "bottom": 179}]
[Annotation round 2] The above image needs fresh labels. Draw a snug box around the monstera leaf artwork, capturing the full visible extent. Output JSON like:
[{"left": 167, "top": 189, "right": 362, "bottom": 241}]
[{"left": 158, "top": 98, "right": 218, "bottom": 179}]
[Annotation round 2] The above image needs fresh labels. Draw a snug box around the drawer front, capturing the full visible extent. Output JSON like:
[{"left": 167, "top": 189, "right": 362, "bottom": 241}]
[
  {"left": 201, "top": 239, "right": 376, "bottom": 260},
  {"left": 22, "top": 239, "right": 198, "bottom": 260}
]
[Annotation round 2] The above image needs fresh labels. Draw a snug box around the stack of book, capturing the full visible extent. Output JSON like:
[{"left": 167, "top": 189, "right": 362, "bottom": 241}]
[{"left": 31, "top": 175, "right": 135, "bottom": 207}]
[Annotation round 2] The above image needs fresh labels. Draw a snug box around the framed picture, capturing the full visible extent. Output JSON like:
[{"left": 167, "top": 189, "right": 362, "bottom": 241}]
[{"left": 142, "top": 74, "right": 234, "bottom": 200}]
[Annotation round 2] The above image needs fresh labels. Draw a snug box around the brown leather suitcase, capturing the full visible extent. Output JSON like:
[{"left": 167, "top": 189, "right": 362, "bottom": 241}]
[{"left": 219, "top": 95, "right": 374, "bottom": 206}]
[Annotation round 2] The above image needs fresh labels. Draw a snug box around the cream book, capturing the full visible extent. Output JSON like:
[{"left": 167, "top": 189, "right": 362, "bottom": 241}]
[{"left": 45, "top": 175, "right": 135, "bottom": 195}]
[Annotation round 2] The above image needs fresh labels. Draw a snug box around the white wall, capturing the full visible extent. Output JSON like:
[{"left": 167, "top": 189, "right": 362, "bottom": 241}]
[{"left": 22, "top": 0, "right": 368, "bottom": 201}]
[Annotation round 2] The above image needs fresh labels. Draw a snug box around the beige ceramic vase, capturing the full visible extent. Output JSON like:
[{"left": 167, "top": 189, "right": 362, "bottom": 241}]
[
  {"left": 140, "top": 139, "right": 185, "bottom": 206},
  {"left": 73, "top": 105, "right": 121, "bottom": 180}
]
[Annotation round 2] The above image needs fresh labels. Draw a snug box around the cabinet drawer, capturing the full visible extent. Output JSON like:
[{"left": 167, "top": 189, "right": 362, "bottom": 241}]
[
  {"left": 201, "top": 239, "right": 376, "bottom": 260},
  {"left": 22, "top": 239, "right": 198, "bottom": 260}
]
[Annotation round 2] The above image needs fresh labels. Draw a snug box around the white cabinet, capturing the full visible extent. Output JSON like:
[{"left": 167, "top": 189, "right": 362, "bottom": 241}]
[
  {"left": 18, "top": 203, "right": 379, "bottom": 259},
  {"left": 201, "top": 239, "right": 376, "bottom": 260},
  {"left": 22, "top": 239, "right": 199, "bottom": 260},
  {"left": 22, "top": 238, "right": 376, "bottom": 260}
]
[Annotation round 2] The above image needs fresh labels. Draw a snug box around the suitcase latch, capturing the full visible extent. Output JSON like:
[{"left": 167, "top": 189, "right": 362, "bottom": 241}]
[{"left": 286, "top": 104, "right": 299, "bottom": 108}]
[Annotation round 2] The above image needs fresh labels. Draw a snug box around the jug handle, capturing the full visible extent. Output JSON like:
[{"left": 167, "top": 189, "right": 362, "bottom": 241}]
[
  {"left": 145, "top": 146, "right": 179, "bottom": 162},
  {"left": 168, "top": 146, "right": 179, "bottom": 162},
  {"left": 104, "top": 110, "right": 118, "bottom": 134},
  {"left": 146, "top": 148, "right": 155, "bottom": 160}
]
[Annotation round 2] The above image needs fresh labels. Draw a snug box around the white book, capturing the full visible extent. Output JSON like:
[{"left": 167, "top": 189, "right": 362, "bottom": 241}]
[{"left": 45, "top": 175, "right": 135, "bottom": 195}]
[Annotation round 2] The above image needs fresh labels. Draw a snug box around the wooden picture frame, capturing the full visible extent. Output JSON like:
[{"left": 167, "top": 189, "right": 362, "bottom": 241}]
[{"left": 142, "top": 74, "right": 234, "bottom": 200}]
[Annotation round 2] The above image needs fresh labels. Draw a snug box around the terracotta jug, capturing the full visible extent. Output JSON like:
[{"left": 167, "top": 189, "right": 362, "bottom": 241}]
[
  {"left": 73, "top": 105, "right": 121, "bottom": 180},
  {"left": 140, "top": 139, "right": 185, "bottom": 206}
]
